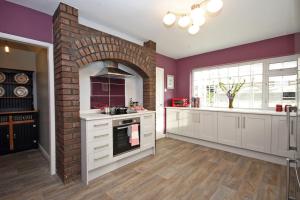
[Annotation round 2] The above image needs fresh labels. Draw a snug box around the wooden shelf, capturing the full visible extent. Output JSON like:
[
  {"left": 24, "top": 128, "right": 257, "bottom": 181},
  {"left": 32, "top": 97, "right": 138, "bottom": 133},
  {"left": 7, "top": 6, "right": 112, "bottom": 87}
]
[
  {"left": 0, "top": 97, "right": 33, "bottom": 99},
  {"left": 0, "top": 110, "right": 38, "bottom": 115}
]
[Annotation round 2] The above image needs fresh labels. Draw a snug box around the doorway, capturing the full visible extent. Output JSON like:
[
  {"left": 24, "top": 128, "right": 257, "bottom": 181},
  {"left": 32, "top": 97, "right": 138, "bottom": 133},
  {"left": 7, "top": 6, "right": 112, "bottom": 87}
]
[
  {"left": 156, "top": 67, "right": 165, "bottom": 139},
  {"left": 0, "top": 32, "right": 55, "bottom": 175}
]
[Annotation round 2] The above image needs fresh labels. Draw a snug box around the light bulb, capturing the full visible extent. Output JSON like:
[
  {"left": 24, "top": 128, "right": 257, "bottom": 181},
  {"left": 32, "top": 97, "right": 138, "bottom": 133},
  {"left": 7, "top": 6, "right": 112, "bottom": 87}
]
[
  {"left": 192, "top": 14, "right": 206, "bottom": 26},
  {"left": 206, "top": 0, "right": 223, "bottom": 13},
  {"left": 191, "top": 5, "right": 206, "bottom": 26},
  {"left": 188, "top": 24, "right": 200, "bottom": 35},
  {"left": 4, "top": 45, "right": 9, "bottom": 53},
  {"left": 178, "top": 15, "right": 190, "bottom": 28},
  {"left": 163, "top": 12, "right": 176, "bottom": 26}
]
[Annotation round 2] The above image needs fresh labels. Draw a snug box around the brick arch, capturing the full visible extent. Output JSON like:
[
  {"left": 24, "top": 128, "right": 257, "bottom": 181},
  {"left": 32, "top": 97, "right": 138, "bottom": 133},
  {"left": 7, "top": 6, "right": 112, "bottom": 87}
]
[
  {"left": 73, "top": 37, "right": 153, "bottom": 79},
  {"left": 53, "top": 3, "right": 156, "bottom": 183}
]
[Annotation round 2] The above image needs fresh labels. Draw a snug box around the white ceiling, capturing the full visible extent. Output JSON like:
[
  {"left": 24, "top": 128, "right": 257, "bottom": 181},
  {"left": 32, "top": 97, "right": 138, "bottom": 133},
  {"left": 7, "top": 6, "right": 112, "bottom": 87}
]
[{"left": 7, "top": 0, "right": 300, "bottom": 59}]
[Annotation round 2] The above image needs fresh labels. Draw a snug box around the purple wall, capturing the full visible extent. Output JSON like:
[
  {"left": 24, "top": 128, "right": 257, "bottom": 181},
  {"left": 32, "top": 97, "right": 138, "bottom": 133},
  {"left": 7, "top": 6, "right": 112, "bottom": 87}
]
[
  {"left": 156, "top": 53, "right": 177, "bottom": 106},
  {"left": 176, "top": 34, "right": 297, "bottom": 98},
  {"left": 0, "top": 1, "right": 52, "bottom": 43}
]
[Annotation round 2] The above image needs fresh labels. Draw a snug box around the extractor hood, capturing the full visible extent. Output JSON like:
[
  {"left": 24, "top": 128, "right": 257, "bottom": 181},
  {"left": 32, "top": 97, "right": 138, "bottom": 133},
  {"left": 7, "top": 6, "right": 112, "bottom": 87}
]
[{"left": 95, "top": 61, "right": 133, "bottom": 79}]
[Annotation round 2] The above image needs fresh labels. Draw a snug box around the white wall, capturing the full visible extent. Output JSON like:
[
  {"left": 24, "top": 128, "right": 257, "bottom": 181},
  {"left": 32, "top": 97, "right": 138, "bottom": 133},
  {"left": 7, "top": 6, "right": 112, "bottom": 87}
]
[
  {"left": 79, "top": 61, "right": 143, "bottom": 111},
  {"left": 36, "top": 49, "right": 50, "bottom": 154},
  {"left": 0, "top": 47, "right": 36, "bottom": 71}
]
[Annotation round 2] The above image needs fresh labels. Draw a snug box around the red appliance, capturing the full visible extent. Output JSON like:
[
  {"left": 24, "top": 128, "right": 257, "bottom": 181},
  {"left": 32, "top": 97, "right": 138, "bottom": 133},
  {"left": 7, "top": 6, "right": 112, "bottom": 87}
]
[{"left": 171, "top": 98, "right": 189, "bottom": 107}]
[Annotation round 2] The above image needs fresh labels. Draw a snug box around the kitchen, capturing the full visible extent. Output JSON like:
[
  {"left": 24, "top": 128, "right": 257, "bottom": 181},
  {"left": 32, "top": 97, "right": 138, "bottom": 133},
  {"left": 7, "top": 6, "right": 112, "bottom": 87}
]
[{"left": 0, "top": 0, "right": 300, "bottom": 199}]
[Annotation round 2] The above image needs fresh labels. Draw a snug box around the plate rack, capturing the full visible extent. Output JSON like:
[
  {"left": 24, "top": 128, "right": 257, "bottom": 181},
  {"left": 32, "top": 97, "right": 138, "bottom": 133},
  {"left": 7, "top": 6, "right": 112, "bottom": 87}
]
[{"left": 0, "top": 68, "right": 33, "bottom": 112}]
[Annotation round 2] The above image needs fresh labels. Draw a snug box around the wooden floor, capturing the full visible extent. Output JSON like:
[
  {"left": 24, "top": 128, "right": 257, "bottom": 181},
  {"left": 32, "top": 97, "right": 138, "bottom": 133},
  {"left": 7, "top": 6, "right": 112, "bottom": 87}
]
[{"left": 0, "top": 138, "right": 286, "bottom": 200}]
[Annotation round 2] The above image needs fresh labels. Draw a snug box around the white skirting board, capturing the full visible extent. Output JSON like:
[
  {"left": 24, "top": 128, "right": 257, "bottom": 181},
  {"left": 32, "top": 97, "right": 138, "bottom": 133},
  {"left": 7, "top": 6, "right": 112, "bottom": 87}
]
[
  {"left": 87, "top": 148, "right": 155, "bottom": 184},
  {"left": 167, "top": 133, "right": 287, "bottom": 166},
  {"left": 38, "top": 144, "right": 50, "bottom": 161}
]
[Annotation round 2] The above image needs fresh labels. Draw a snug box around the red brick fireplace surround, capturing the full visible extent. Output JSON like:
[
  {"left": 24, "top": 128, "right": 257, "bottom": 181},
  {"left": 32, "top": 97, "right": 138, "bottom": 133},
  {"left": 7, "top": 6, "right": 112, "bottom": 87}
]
[{"left": 53, "top": 3, "right": 156, "bottom": 183}]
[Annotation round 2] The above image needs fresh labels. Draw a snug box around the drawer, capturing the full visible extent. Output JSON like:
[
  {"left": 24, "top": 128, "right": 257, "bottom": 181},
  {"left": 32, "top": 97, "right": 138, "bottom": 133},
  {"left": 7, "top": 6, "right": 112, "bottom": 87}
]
[
  {"left": 87, "top": 140, "right": 111, "bottom": 155},
  {"left": 87, "top": 120, "right": 111, "bottom": 131},
  {"left": 88, "top": 151, "right": 112, "bottom": 170},
  {"left": 141, "top": 130, "right": 155, "bottom": 149},
  {"left": 87, "top": 129, "right": 112, "bottom": 142},
  {"left": 142, "top": 114, "right": 155, "bottom": 125},
  {"left": 142, "top": 124, "right": 155, "bottom": 133}
]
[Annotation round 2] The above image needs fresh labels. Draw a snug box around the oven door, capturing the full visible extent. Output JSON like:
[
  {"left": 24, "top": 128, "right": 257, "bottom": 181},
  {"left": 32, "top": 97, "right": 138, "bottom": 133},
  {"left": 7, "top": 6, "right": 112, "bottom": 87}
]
[{"left": 113, "top": 123, "right": 140, "bottom": 156}]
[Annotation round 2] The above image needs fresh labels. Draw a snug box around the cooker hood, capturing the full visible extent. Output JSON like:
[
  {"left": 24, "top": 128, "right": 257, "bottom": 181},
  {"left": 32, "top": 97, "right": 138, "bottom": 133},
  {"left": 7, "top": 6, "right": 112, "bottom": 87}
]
[{"left": 96, "top": 61, "right": 133, "bottom": 79}]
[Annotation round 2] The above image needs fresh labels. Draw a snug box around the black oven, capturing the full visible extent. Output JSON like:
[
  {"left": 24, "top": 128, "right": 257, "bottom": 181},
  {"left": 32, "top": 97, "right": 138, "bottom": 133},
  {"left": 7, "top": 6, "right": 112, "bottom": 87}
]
[{"left": 113, "top": 117, "right": 140, "bottom": 156}]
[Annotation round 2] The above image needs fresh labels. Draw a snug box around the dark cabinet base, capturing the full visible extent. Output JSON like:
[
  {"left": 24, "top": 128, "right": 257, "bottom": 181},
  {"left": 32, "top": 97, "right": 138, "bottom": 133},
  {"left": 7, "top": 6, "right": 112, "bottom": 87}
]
[{"left": 0, "top": 111, "right": 38, "bottom": 156}]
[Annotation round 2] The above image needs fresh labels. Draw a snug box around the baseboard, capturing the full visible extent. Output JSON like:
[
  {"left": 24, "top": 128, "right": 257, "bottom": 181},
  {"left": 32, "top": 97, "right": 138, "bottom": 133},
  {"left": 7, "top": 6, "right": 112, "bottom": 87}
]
[
  {"left": 167, "top": 133, "right": 286, "bottom": 166},
  {"left": 38, "top": 144, "right": 50, "bottom": 161}
]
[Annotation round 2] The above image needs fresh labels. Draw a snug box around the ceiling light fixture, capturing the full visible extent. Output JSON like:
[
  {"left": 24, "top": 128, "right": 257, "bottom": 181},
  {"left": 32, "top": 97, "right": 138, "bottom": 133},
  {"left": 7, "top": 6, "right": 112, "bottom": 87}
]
[
  {"left": 4, "top": 45, "right": 10, "bottom": 53},
  {"left": 163, "top": 0, "right": 223, "bottom": 35}
]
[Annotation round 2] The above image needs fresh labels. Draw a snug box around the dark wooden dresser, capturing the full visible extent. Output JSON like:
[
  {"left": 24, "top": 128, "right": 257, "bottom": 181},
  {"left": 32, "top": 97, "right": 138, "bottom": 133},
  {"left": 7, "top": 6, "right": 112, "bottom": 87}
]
[{"left": 0, "top": 68, "right": 39, "bottom": 155}]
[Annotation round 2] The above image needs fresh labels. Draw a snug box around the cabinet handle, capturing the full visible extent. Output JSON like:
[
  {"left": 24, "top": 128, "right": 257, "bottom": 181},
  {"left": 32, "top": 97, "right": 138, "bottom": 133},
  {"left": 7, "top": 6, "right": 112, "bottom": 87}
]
[
  {"left": 94, "top": 155, "right": 109, "bottom": 161},
  {"left": 94, "top": 123, "right": 109, "bottom": 127},
  {"left": 144, "top": 132, "right": 153, "bottom": 137},
  {"left": 243, "top": 117, "right": 246, "bottom": 129},
  {"left": 237, "top": 117, "right": 240, "bottom": 128},
  {"left": 94, "top": 144, "right": 109, "bottom": 150},
  {"left": 94, "top": 133, "right": 109, "bottom": 138}
]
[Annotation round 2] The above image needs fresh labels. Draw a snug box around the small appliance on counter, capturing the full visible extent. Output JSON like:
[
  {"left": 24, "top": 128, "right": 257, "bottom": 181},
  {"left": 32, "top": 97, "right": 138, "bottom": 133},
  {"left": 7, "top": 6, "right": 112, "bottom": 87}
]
[
  {"left": 191, "top": 97, "right": 200, "bottom": 108},
  {"left": 171, "top": 98, "right": 189, "bottom": 107}
]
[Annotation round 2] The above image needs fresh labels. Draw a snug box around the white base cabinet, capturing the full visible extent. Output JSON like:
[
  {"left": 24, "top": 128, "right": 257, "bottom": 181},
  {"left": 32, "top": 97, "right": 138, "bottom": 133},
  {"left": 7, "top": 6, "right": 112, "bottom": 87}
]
[{"left": 167, "top": 108, "right": 285, "bottom": 158}]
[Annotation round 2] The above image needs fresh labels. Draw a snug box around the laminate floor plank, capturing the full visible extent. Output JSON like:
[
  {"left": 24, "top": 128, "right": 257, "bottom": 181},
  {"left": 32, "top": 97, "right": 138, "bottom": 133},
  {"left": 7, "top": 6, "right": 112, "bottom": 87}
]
[{"left": 0, "top": 138, "right": 286, "bottom": 200}]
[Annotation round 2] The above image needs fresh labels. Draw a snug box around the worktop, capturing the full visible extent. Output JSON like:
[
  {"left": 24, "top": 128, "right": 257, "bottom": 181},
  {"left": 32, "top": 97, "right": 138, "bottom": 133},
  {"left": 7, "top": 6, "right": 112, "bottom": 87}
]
[
  {"left": 80, "top": 110, "right": 156, "bottom": 121},
  {"left": 165, "top": 107, "right": 291, "bottom": 116}
]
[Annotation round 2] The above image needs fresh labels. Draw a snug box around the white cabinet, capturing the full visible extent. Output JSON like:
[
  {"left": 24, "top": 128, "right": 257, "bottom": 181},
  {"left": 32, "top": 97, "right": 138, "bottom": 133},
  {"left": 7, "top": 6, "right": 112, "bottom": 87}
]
[
  {"left": 218, "top": 112, "right": 271, "bottom": 153},
  {"left": 194, "top": 111, "right": 218, "bottom": 142},
  {"left": 141, "top": 113, "right": 155, "bottom": 150},
  {"left": 218, "top": 112, "right": 242, "bottom": 147},
  {"left": 241, "top": 114, "right": 271, "bottom": 153},
  {"left": 271, "top": 116, "right": 295, "bottom": 157},
  {"left": 178, "top": 110, "right": 194, "bottom": 137},
  {"left": 166, "top": 109, "right": 179, "bottom": 134}
]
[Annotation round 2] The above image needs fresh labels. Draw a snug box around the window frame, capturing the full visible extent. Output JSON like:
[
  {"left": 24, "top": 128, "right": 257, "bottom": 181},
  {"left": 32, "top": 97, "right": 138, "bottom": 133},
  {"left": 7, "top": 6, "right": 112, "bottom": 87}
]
[{"left": 191, "top": 54, "right": 300, "bottom": 110}]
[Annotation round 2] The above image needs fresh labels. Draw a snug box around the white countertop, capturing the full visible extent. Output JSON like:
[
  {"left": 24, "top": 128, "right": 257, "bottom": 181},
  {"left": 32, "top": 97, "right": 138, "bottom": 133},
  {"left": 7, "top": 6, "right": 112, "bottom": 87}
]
[
  {"left": 80, "top": 110, "right": 156, "bottom": 121},
  {"left": 165, "top": 106, "right": 293, "bottom": 116}
]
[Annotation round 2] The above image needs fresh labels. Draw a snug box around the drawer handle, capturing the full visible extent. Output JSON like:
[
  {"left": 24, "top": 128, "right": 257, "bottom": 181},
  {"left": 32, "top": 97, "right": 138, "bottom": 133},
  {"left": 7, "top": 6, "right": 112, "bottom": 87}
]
[
  {"left": 94, "top": 123, "right": 109, "bottom": 127},
  {"left": 144, "top": 115, "right": 152, "bottom": 119},
  {"left": 94, "top": 133, "right": 109, "bottom": 138},
  {"left": 94, "top": 155, "right": 109, "bottom": 161},
  {"left": 94, "top": 144, "right": 109, "bottom": 150},
  {"left": 144, "top": 132, "right": 153, "bottom": 137}
]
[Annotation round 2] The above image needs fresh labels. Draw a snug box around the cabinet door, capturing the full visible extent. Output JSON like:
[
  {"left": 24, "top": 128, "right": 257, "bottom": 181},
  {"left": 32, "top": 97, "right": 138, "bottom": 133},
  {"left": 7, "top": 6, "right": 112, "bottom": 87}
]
[
  {"left": 166, "top": 109, "right": 179, "bottom": 134},
  {"left": 217, "top": 112, "right": 241, "bottom": 147},
  {"left": 178, "top": 110, "right": 194, "bottom": 137},
  {"left": 14, "top": 123, "right": 38, "bottom": 152},
  {"left": 141, "top": 114, "right": 155, "bottom": 150},
  {"left": 0, "top": 125, "right": 10, "bottom": 155},
  {"left": 241, "top": 114, "right": 271, "bottom": 153},
  {"left": 199, "top": 111, "right": 218, "bottom": 142},
  {"left": 271, "top": 116, "right": 294, "bottom": 157}
]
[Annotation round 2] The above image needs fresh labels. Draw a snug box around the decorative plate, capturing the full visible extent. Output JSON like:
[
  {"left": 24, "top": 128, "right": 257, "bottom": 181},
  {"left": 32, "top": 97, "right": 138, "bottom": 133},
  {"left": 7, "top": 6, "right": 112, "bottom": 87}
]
[
  {"left": 0, "top": 72, "right": 6, "bottom": 83},
  {"left": 14, "top": 86, "right": 28, "bottom": 97},
  {"left": 0, "top": 86, "right": 5, "bottom": 97},
  {"left": 14, "top": 73, "right": 29, "bottom": 84}
]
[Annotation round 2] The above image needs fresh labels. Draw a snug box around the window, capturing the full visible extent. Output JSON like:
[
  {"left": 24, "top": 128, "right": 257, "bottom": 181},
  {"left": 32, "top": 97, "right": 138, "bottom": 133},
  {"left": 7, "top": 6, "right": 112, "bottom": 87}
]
[{"left": 192, "top": 56, "right": 298, "bottom": 109}]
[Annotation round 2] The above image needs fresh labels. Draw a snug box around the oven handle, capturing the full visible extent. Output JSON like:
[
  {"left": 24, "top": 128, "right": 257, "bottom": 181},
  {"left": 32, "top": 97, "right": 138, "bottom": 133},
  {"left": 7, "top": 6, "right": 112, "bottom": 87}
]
[{"left": 116, "top": 123, "right": 140, "bottom": 130}]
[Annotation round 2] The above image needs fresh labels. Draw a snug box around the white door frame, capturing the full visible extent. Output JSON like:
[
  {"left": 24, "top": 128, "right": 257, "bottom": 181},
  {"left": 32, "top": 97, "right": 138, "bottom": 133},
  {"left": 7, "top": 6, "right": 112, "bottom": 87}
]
[
  {"left": 156, "top": 67, "right": 165, "bottom": 139},
  {"left": 0, "top": 32, "right": 56, "bottom": 175}
]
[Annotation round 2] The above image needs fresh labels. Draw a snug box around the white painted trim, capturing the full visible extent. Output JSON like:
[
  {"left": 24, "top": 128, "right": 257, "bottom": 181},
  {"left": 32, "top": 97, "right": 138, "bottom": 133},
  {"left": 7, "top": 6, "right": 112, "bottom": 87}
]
[
  {"left": 156, "top": 67, "right": 165, "bottom": 139},
  {"left": 39, "top": 144, "right": 50, "bottom": 161},
  {"left": 78, "top": 16, "right": 143, "bottom": 46},
  {"left": 0, "top": 32, "right": 56, "bottom": 175},
  {"left": 167, "top": 133, "right": 287, "bottom": 165}
]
